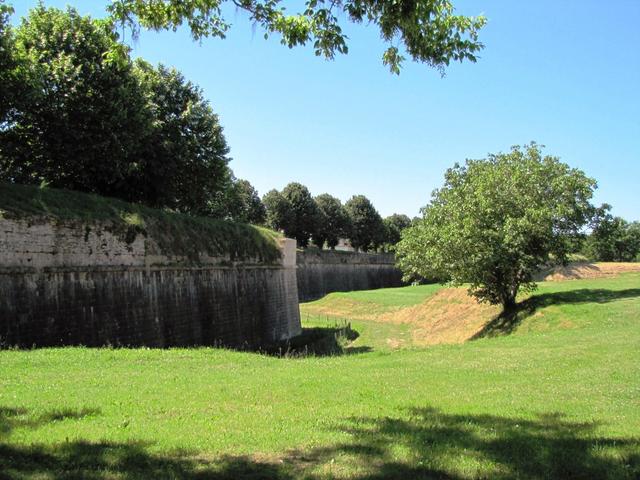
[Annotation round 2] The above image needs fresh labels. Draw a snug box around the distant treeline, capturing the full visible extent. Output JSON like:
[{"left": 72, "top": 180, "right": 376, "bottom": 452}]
[
  {"left": 263, "top": 183, "right": 412, "bottom": 252},
  {"left": 579, "top": 204, "right": 640, "bottom": 262},
  {"left": 0, "top": 5, "right": 410, "bottom": 252}
]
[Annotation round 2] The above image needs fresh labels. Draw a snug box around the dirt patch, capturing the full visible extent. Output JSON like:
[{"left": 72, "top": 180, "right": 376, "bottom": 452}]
[
  {"left": 386, "top": 338, "right": 404, "bottom": 349},
  {"left": 303, "top": 288, "right": 502, "bottom": 346},
  {"left": 539, "top": 262, "right": 640, "bottom": 281},
  {"left": 380, "top": 288, "right": 501, "bottom": 346}
]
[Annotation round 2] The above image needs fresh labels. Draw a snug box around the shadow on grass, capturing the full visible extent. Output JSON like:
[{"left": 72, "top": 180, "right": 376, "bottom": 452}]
[
  {"left": 0, "top": 406, "right": 100, "bottom": 441},
  {"left": 260, "top": 322, "right": 370, "bottom": 358},
  {"left": 473, "top": 288, "right": 640, "bottom": 339},
  {"left": 311, "top": 407, "right": 640, "bottom": 479},
  {"left": 1, "top": 404, "right": 288, "bottom": 479},
  {"left": 0, "top": 441, "right": 292, "bottom": 480},
  {"left": 1, "top": 406, "right": 638, "bottom": 479},
  {"left": 1, "top": 324, "right": 369, "bottom": 358}
]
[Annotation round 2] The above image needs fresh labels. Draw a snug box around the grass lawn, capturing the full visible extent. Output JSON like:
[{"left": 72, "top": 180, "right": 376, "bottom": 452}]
[{"left": 1, "top": 274, "right": 639, "bottom": 479}]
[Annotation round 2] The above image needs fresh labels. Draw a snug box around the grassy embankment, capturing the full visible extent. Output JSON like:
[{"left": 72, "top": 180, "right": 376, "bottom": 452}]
[
  {"left": 1, "top": 271, "right": 639, "bottom": 478},
  {"left": 0, "top": 182, "right": 281, "bottom": 263}
]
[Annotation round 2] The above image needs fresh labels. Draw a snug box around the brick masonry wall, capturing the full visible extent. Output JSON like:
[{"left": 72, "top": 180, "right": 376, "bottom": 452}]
[
  {"left": 0, "top": 218, "right": 300, "bottom": 348},
  {"left": 296, "top": 250, "right": 404, "bottom": 302}
]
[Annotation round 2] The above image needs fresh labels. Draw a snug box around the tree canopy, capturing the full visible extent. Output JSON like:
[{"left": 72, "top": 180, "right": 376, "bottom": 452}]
[
  {"left": 0, "top": 5, "right": 235, "bottom": 218},
  {"left": 228, "top": 178, "right": 267, "bottom": 224},
  {"left": 264, "top": 184, "right": 408, "bottom": 250},
  {"left": 279, "top": 182, "right": 320, "bottom": 248},
  {"left": 0, "top": 2, "right": 21, "bottom": 126},
  {"left": 0, "top": 5, "right": 149, "bottom": 196},
  {"left": 583, "top": 205, "right": 640, "bottom": 262},
  {"left": 383, "top": 213, "right": 412, "bottom": 249},
  {"left": 314, "top": 193, "right": 351, "bottom": 249},
  {"left": 396, "top": 143, "right": 596, "bottom": 309},
  {"left": 107, "top": 0, "right": 486, "bottom": 74},
  {"left": 133, "top": 60, "right": 232, "bottom": 215},
  {"left": 263, "top": 188, "right": 294, "bottom": 235},
  {"left": 263, "top": 184, "right": 319, "bottom": 247},
  {"left": 344, "top": 195, "right": 385, "bottom": 252}
]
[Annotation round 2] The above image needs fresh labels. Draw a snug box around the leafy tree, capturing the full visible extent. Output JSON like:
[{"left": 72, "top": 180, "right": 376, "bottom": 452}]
[
  {"left": 383, "top": 213, "right": 412, "bottom": 249},
  {"left": 0, "top": 1, "right": 22, "bottom": 127},
  {"left": 583, "top": 205, "right": 640, "bottom": 261},
  {"left": 629, "top": 223, "right": 640, "bottom": 262},
  {"left": 396, "top": 143, "right": 596, "bottom": 309},
  {"left": 0, "top": 5, "right": 150, "bottom": 196},
  {"left": 313, "top": 203, "right": 329, "bottom": 249},
  {"left": 263, "top": 189, "right": 294, "bottom": 234},
  {"left": 280, "top": 182, "right": 320, "bottom": 248},
  {"left": 263, "top": 183, "right": 320, "bottom": 247},
  {"left": 228, "top": 178, "right": 267, "bottom": 224},
  {"left": 314, "top": 193, "right": 351, "bottom": 249},
  {"left": 344, "top": 195, "right": 384, "bottom": 252},
  {"left": 0, "top": 6, "right": 236, "bottom": 219},
  {"left": 133, "top": 60, "right": 232, "bottom": 216},
  {"left": 108, "top": 0, "right": 486, "bottom": 74}
]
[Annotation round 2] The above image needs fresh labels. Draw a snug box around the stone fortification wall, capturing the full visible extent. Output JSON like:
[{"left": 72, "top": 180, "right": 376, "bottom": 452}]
[
  {"left": 0, "top": 218, "right": 300, "bottom": 348},
  {"left": 296, "top": 250, "right": 404, "bottom": 302}
]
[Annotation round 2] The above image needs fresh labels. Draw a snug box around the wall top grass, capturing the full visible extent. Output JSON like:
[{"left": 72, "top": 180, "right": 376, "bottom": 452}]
[{"left": 0, "top": 183, "right": 283, "bottom": 267}]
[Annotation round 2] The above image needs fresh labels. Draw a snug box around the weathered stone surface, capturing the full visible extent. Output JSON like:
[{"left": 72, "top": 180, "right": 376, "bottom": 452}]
[
  {"left": 296, "top": 250, "right": 404, "bottom": 302},
  {"left": 0, "top": 218, "right": 300, "bottom": 348}
]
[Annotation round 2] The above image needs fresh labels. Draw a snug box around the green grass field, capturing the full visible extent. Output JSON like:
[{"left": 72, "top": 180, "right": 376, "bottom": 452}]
[{"left": 1, "top": 274, "right": 639, "bottom": 479}]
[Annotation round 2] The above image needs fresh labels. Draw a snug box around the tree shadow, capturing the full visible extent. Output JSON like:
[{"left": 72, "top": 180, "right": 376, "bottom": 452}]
[
  {"left": 38, "top": 407, "right": 101, "bottom": 424},
  {"left": 0, "top": 441, "right": 295, "bottom": 480},
  {"left": 259, "top": 323, "right": 371, "bottom": 358},
  {"left": 2, "top": 406, "right": 638, "bottom": 479},
  {"left": 298, "top": 407, "right": 640, "bottom": 479},
  {"left": 0, "top": 406, "right": 100, "bottom": 441},
  {"left": 473, "top": 288, "right": 640, "bottom": 339},
  {"left": 1, "top": 324, "right": 371, "bottom": 358},
  {"left": 0, "top": 405, "right": 293, "bottom": 479}
]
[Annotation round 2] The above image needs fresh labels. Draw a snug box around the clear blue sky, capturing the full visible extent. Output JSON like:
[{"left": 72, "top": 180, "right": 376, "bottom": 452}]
[{"left": 11, "top": 1, "right": 640, "bottom": 220}]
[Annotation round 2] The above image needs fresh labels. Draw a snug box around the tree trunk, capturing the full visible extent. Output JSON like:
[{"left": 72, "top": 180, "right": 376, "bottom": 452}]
[
  {"left": 502, "top": 283, "right": 519, "bottom": 311},
  {"left": 502, "top": 296, "right": 517, "bottom": 311}
]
